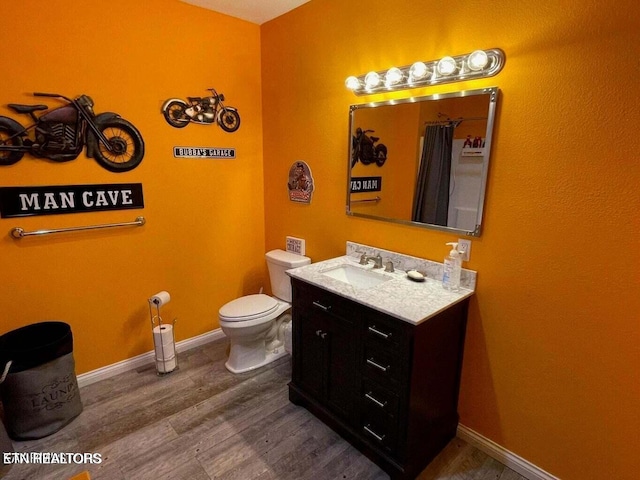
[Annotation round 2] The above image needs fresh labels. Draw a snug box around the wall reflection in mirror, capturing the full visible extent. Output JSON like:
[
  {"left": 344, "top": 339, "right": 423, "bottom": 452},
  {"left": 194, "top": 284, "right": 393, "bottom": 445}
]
[{"left": 347, "top": 87, "right": 498, "bottom": 236}]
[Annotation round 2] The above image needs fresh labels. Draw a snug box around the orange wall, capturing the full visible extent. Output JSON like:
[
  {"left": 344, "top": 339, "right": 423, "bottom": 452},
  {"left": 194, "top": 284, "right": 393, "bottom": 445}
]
[
  {"left": 0, "top": 0, "right": 266, "bottom": 373},
  {"left": 1, "top": 1, "right": 638, "bottom": 479},
  {"left": 261, "top": 1, "right": 639, "bottom": 479}
]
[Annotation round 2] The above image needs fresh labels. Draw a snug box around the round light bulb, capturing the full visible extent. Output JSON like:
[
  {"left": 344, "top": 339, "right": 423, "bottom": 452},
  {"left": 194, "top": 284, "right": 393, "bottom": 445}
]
[
  {"left": 345, "top": 76, "right": 361, "bottom": 90},
  {"left": 364, "top": 71, "right": 381, "bottom": 89},
  {"left": 409, "top": 61, "right": 428, "bottom": 80},
  {"left": 385, "top": 67, "right": 403, "bottom": 87},
  {"left": 437, "top": 56, "right": 457, "bottom": 76},
  {"left": 467, "top": 50, "right": 489, "bottom": 71}
]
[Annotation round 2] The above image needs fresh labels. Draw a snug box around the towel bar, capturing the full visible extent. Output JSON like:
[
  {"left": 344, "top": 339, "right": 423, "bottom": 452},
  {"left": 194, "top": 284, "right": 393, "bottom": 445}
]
[
  {"left": 10, "top": 216, "right": 146, "bottom": 239},
  {"left": 351, "top": 196, "right": 381, "bottom": 204}
]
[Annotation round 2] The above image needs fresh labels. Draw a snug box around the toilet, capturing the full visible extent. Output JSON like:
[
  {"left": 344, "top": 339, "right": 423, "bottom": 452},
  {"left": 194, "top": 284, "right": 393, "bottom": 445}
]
[{"left": 219, "top": 249, "right": 310, "bottom": 374}]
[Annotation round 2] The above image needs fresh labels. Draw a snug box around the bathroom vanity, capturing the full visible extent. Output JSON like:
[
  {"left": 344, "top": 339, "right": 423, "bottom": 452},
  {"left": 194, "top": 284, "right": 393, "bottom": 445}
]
[{"left": 287, "top": 244, "right": 476, "bottom": 480}]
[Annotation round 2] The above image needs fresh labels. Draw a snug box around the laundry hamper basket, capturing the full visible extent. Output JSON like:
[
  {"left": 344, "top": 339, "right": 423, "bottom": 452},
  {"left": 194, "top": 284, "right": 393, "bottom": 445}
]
[
  {"left": 0, "top": 419, "right": 13, "bottom": 476},
  {"left": 0, "top": 321, "right": 83, "bottom": 439}
]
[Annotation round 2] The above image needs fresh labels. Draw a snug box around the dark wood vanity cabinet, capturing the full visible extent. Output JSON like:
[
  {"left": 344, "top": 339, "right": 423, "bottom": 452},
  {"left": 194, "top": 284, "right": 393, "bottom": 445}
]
[
  {"left": 292, "top": 279, "right": 360, "bottom": 423},
  {"left": 289, "top": 278, "right": 470, "bottom": 480}
]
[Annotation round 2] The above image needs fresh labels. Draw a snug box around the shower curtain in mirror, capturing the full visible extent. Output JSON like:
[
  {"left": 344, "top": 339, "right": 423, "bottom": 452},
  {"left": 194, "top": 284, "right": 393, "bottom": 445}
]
[{"left": 411, "top": 124, "right": 454, "bottom": 225}]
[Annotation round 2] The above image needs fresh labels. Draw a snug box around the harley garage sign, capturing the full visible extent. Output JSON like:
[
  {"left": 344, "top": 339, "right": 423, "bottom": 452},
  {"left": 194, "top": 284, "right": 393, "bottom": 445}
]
[{"left": 0, "top": 183, "right": 144, "bottom": 218}]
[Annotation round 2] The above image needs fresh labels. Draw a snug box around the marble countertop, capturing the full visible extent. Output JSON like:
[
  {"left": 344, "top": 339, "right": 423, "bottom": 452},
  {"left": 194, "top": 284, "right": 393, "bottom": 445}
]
[{"left": 287, "top": 255, "right": 475, "bottom": 325}]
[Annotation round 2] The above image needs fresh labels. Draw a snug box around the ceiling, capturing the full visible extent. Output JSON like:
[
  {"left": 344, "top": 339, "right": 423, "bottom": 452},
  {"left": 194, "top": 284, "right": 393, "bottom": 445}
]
[{"left": 179, "top": 0, "right": 311, "bottom": 25}]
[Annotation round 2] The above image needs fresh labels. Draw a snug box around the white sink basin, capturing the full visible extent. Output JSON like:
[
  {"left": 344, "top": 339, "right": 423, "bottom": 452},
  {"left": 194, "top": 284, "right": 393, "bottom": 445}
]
[{"left": 321, "top": 264, "right": 392, "bottom": 289}]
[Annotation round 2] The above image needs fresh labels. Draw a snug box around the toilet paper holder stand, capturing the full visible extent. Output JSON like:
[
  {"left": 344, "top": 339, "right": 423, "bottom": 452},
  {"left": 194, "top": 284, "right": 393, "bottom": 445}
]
[{"left": 148, "top": 297, "right": 178, "bottom": 376}]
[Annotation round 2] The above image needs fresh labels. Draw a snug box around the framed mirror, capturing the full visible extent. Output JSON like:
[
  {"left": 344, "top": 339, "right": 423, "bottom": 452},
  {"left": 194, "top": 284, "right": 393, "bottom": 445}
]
[{"left": 347, "top": 87, "right": 498, "bottom": 236}]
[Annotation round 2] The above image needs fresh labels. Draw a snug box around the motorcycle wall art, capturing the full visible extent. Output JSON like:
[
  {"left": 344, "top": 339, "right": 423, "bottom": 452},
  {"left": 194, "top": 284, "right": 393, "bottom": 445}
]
[
  {"left": 351, "top": 127, "right": 387, "bottom": 168},
  {"left": 162, "top": 88, "right": 240, "bottom": 133},
  {"left": 0, "top": 92, "right": 144, "bottom": 172}
]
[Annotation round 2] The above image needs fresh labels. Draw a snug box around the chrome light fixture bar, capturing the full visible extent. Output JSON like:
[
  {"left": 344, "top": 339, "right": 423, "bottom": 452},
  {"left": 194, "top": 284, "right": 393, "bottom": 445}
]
[{"left": 345, "top": 48, "right": 505, "bottom": 96}]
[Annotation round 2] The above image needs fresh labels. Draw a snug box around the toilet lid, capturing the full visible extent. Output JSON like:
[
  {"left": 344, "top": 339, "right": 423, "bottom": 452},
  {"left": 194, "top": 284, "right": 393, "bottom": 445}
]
[{"left": 219, "top": 294, "right": 279, "bottom": 322}]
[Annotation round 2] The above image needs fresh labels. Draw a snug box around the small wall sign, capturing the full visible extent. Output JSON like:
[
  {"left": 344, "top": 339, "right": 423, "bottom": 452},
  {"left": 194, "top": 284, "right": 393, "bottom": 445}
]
[
  {"left": 0, "top": 183, "right": 144, "bottom": 218},
  {"left": 350, "top": 176, "right": 382, "bottom": 193},
  {"left": 288, "top": 161, "right": 314, "bottom": 204},
  {"left": 173, "top": 146, "right": 236, "bottom": 159}
]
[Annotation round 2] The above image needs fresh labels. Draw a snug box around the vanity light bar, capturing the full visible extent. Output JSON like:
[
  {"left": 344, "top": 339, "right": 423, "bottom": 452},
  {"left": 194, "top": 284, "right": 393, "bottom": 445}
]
[{"left": 345, "top": 48, "right": 505, "bottom": 96}]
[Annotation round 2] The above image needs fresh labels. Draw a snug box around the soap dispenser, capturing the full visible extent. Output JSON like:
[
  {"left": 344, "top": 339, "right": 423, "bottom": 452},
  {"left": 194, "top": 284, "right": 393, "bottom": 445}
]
[{"left": 442, "top": 242, "right": 462, "bottom": 291}]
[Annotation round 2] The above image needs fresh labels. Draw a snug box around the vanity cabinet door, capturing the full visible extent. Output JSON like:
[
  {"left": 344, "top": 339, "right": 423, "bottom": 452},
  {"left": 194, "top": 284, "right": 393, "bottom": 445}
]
[
  {"left": 295, "top": 312, "right": 327, "bottom": 399},
  {"left": 323, "top": 310, "right": 358, "bottom": 420},
  {"left": 291, "top": 280, "right": 360, "bottom": 424}
]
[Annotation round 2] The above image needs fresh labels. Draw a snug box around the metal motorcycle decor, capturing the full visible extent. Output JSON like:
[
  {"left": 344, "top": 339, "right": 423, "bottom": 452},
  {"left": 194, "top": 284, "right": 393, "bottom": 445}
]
[
  {"left": 351, "top": 127, "right": 387, "bottom": 167},
  {"left": 0, "top": 92, "right": 144, "bottom": 172},
  {"left": 161, "top": 88, "right": 240, "bottom": 133}
]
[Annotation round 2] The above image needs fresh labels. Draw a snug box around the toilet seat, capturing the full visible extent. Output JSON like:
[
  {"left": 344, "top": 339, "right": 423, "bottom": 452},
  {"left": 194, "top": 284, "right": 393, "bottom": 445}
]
[{"left": 219, "top": 294, "right": 279, "bottom": 322}]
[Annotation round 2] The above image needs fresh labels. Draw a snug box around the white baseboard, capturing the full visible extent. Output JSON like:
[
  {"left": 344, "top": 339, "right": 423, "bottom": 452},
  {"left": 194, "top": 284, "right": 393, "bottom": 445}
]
[
  {"left": 76, "top": 328, "right": 225, "bottom": 388},
  {"left": 457, "top": 424, "right": 559, "bottom": 480}
]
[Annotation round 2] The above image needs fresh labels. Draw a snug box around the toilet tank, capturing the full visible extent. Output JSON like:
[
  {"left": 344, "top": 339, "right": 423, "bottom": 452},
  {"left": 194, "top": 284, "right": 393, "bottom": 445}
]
[{"left": 266, "top": 249, "right": 311, "bottom": 302}]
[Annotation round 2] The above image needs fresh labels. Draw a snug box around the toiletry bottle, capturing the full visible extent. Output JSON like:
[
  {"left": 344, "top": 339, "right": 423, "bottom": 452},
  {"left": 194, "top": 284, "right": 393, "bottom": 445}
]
[{"left": 442, "top": 242, "right": 462, "bottom": 291}]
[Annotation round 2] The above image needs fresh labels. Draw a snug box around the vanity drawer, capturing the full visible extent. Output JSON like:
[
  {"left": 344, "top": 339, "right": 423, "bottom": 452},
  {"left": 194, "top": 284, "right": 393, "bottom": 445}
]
[
  {"left": 360, "top": 409, "right": 398, "bottom": 455},
  {"left": 364, "top": 311, "right": 406, "bottom": 349},
  {"left": 294, "top": 282, "right": 356, "bottom": 324},
  {"left": 361, "top": 378, "right": 399, "bottom": 418},
  {"left": 362, "top": 344, "right": 402, "bottom": 384}
]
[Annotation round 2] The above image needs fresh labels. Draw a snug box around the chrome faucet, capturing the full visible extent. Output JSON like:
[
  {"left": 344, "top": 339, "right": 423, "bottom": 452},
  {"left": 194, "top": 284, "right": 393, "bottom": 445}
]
[{"left": 360, "top": 253, "right": 383, "bottom": 269}]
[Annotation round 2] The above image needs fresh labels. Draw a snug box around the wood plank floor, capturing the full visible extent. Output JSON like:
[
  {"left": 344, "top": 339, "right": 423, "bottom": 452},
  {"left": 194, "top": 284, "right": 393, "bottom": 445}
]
[{"left": 2, "top": 339, "right": 527, "bottom": 480}]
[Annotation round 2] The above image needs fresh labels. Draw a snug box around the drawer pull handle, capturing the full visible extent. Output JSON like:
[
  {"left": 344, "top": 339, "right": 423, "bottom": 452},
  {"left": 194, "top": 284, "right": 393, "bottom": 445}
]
[
  {"left": 363, "top": 425, "right": 385, "bottom": 442},
  {"left": 366, "top": 358, "right": 389, "bottom": 372},
  {"left": 315, "top": 330, "right": 328, "bottom": 339},
  {"left": 368, "top": 325, "right": 390, "bottom": 339},
  {"left": 365, "top": 392, "right": 387, "bottom": 408},
  {"left": 312, "top": 301, "right": 331, "bottom": 311}
]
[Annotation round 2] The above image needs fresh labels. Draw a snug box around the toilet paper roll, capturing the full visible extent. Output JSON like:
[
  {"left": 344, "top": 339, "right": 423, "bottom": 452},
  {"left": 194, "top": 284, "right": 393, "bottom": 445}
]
[
  {"left": 156, "top": 356, "right": 177, "bottom": 373},
  {"left": 153, "top": 324, "right": 175, "bottom": 361},
  {"left": 149, "top": 291, "right": 171, "bottom": 307}
]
